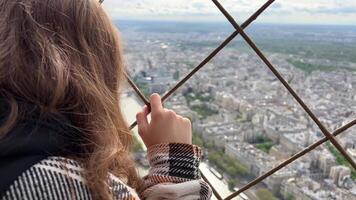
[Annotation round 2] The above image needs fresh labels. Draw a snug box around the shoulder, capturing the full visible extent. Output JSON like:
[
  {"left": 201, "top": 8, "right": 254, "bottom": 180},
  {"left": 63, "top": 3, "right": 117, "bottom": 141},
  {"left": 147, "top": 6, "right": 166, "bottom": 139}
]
[
  {"left": 1, "top": 157, "right": 138, "bottom": 200},
  {"left": 2, "top": 156, "right": 90, "bottom": 200}
]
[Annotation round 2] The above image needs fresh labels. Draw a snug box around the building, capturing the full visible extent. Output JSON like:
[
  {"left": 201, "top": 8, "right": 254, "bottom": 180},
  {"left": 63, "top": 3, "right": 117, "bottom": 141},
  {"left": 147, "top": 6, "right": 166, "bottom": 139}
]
[
  {"left": 317, "top": 149, "right": 337, "bottom": 176},
  {"left": 329, "top": 165, "right": 351, "bottom": 188}
]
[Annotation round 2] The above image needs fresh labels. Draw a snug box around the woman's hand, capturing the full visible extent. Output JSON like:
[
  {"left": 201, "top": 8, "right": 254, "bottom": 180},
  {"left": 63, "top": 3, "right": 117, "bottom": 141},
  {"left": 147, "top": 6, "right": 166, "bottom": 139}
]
[{"left": 136, "top": 93, "right": 192, "bottom": 148}]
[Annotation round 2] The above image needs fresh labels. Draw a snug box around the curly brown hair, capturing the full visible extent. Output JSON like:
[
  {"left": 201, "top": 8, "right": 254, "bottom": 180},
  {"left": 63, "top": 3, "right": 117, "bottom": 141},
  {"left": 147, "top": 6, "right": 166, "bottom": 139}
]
[{"left": 0, "top": 0, "right": 141, "bottom": 199}]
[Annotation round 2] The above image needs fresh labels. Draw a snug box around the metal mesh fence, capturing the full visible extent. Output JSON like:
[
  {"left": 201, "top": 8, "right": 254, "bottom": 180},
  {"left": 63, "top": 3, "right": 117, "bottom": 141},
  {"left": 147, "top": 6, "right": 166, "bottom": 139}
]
[{"left": 101, "top": 0, "right": 356, "bottom": 199}]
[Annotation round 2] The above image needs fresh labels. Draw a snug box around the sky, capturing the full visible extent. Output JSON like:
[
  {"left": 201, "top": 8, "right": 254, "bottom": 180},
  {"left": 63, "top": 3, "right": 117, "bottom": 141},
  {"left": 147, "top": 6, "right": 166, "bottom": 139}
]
[{"left": 102, "top": 0, "right": 356, "bottom": 25}]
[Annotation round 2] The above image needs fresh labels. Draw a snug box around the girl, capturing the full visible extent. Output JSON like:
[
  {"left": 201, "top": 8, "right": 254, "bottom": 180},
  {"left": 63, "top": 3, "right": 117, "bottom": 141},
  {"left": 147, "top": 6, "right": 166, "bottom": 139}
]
[{"left": 0, "top": 0, "right": 212, "bottom": 199}]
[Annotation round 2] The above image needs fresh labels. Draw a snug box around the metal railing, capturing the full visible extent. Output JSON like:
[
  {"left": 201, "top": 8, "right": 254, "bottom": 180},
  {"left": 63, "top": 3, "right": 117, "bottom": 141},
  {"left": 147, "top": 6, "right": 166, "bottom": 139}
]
[{"left": 101, "top": 0, "right": 356, "bottom": 199}]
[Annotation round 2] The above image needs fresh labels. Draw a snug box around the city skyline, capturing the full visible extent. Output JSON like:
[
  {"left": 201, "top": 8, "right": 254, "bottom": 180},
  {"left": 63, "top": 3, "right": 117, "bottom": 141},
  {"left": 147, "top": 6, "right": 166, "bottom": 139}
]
[{"left": 102, "top": 0, "right": 356, "bottom": 25}]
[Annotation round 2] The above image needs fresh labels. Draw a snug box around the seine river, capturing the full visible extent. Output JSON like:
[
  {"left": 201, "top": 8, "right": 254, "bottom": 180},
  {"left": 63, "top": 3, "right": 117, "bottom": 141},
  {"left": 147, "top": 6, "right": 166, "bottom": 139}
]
[{"left": 121, "top": 93, "right": 244, "bottom": 200}]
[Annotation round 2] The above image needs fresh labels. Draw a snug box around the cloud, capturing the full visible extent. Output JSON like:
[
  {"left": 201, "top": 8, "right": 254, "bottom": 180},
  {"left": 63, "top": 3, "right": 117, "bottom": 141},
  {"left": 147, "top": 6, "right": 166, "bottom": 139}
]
[
  {"left": 304, "top": 6, "right": 356, "bottom": 14},
  {"left": 102, "top": 0, "right": 356, "bottom": 25}
]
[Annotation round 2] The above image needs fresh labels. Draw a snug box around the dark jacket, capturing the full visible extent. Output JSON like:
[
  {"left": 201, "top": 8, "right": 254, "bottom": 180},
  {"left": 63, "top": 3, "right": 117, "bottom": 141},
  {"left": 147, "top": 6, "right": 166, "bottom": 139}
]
[{"left": 0, "top": 98, "right": 81, "bottom": 196}]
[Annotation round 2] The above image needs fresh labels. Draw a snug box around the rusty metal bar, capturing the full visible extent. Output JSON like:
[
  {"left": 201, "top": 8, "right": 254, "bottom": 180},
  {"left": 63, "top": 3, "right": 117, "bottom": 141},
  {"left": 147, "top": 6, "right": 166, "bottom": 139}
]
[
  {"left": 129, "top": 118, "right": 138, "bottom": 130},
  {"left": 225, "top": 119, "right": 356, "bottom": 200},
  {"left": 124, "top": 72, "right": 150, "bottom": 106},
  {"left": 211, "top": 0, "right": 356, "bottom": 169},
  {"left": 161, "top": 0, "right": 275, "bottom": 102},
  {"left": 128, "top": 0, "right": 275, "bottom": 129},
  {"left": 125, "top": 1, "right": 276, "bottom": 195}
]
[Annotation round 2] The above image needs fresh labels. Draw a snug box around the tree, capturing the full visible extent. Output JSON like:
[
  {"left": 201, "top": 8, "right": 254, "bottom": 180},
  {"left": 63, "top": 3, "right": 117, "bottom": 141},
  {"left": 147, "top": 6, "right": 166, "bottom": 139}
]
[
  {"left": 192, "top": 133, "right": 204, "bottom": 147},
  {"left": 227, "top": 179, "right": 236, "bottom": 191},
  {"left": 133, "top": 137, "right": 143, "bottom": 152},
  {"left": 256, "top": 188, "right": 277, "bottom": 200},
  {"left": 285, "top": 193, "right": 295, "bottom": 200}
]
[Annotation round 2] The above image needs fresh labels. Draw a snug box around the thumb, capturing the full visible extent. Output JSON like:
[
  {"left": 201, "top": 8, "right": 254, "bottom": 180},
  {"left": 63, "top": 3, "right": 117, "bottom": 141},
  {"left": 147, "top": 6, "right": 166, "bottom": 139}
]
[{"left": 136, "top": 106, "right": 149, "bottom": 136}]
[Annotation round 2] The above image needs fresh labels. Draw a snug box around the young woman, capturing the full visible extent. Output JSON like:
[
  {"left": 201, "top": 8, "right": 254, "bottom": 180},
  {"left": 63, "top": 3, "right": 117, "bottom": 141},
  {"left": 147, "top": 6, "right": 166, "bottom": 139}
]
[{"left": 0, "top": 0, "right": 212, "bottom": 199}]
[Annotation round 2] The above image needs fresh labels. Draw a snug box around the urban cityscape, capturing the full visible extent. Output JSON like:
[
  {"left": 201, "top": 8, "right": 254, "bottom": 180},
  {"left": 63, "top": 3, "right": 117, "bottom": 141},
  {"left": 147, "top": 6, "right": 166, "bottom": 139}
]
[{"left": 117, "top": 20, "right": 356, "bottom": 200}]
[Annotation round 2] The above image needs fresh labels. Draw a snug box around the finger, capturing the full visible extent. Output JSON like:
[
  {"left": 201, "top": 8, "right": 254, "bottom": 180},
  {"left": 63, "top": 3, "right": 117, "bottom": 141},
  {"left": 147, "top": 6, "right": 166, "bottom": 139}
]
[
  {"left": 182, "top": 117, "right": 191, "bottom": 124},
  {"left": 150, "top": 93, "right": 163, "bottom": 115},
  {"left": 164, "top": 108, "right": 175, "bottom": 113},
  {"left": 142, "top": 105, "right": 150, "bottom": 116},
  {"left": 136, "top": 109, "right": 149, "bottom": 136},
  {"left": 165, "top": 109, "right": 176, "bottom": 119}
]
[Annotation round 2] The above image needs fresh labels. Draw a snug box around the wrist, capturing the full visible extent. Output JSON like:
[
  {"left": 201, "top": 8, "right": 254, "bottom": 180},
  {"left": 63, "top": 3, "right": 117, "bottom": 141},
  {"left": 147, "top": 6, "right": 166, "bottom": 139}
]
[{"left": 147, "top": 143, "right": 202, "bottom": 179}]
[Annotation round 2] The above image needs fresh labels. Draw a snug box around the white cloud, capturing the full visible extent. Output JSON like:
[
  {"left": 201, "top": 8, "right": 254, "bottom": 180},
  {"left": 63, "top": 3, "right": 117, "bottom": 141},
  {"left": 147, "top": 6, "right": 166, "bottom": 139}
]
[{"left": 102, "top": 0, "right": 356, "bottom": 25}]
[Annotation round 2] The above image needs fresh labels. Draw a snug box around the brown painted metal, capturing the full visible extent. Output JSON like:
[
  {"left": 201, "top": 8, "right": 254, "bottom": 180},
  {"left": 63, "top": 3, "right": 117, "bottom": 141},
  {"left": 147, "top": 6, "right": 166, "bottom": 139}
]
[
  {"left": 124, "top": 72, "right": 150, "bottom": 106},
  {"left": 211, "top": 0, "right": 356, "bottom": 169}
]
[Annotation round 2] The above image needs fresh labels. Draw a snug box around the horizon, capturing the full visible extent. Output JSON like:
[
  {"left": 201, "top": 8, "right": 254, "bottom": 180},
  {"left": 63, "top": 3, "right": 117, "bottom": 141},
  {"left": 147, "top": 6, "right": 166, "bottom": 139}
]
[{"left": 114, "top": 19, "right": 356, "bottom": 28}]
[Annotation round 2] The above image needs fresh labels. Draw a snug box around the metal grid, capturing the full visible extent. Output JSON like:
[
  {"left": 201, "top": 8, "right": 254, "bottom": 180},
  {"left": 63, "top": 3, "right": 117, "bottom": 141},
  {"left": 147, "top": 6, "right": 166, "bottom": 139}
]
[{"left": 101, "top": 0, "right": 356, "bottom": 199}]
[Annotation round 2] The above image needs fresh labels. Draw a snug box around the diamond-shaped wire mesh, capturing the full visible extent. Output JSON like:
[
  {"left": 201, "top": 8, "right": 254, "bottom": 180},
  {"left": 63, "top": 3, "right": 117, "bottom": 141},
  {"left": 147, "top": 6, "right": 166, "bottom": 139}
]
[{"left": 101, "top": 0, "right": 356, "bottom": 199}]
